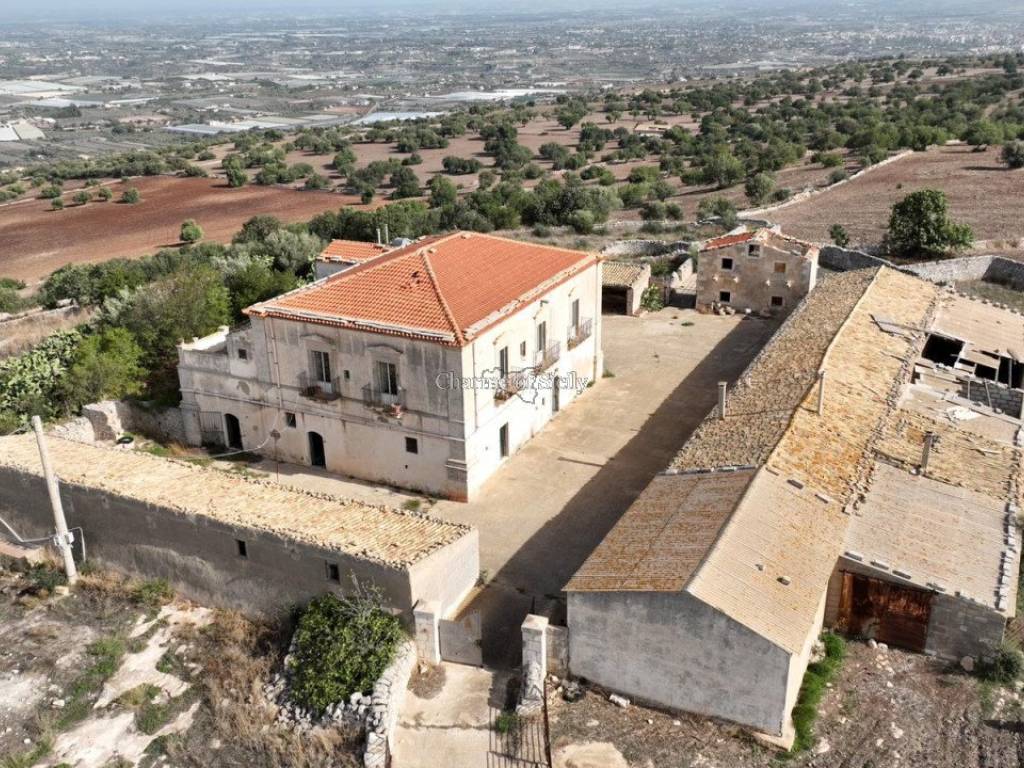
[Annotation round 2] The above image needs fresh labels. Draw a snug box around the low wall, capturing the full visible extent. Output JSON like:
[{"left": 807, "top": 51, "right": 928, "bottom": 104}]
[
  {"left": 81, "top": 400, "right": 188, "bottom": 445},
  {"left": 0, "top": 466, "right": 467, "bottom": 621},
  {"left": 601, "top": 239, "right": 690, "bottom": 258},
  {"left": 926, "top": 593, "right": 1007, "bottom": 662},
  {"left": 364, "top": 638, "right": 417, "bottom": 768},
  {"left": 902, "top": 254, "right": 997, "bottom": 284},
  {"left": 818, "top": 246, "right": 892, "bottom": 272}
]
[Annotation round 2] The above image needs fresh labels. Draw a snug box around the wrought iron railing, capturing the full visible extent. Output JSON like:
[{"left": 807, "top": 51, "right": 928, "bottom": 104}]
[
  {"left": 567, "top": 318, "right": 593, "bottom": 350},
  {"left": 534, "top": 342, "right": 561, "bottom": 371},
  {"left": 363, "top": 384, "right": 407, "bottom": 413},
  {"left": 298, "top": 373, "right": 341, "bottom": 402}
]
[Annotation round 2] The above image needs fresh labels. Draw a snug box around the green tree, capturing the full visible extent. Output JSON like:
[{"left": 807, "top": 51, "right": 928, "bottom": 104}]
[
  {"left": 697, "top": 196, "right": 738, "bottom": 228},
  {"left": 226, "top": 166, "right": 248, "bottom": 188},
  {"left": 1000, "top": 141, "right": 1024, "bottom": 170},
  {"left": 390, "top": 167, "right": 420, "bottom": 199},
  {"left": 73, "top": 191, "right": 90, "bottom": 206},
  {"left": 233, "top": 215, "right": 283, "bottom": 245},
  {"left": 63, "top": 328, "right": 147, "bottom": 408},
  {"left": 428, "top": 175, "right": 458, "bottom": 208},
  {"left": 180, "top": 219, "right": 203, "bottom": 244},
  {"left": 744, "top": 172, "right": 775, "bottom": 204},
  {"left": 304, "top": 173, "right": 330, "bottom": 190},
  {"left": 702, "top": 149, "right": 745, "bottom": 189},
  {"left": 96, "top": 187, "right": 113, "bottom": 202},
  {"left": 223, "top": 260, "right": 299, "bottom": 318},
  {"left": 829, "top": 223, "right": 850, "bottom": 247},
  {"left": 121, "top": 187, "right": 141, "bottom": 204},
  {"left": 260, "top": 230, "right": 323, "bottom": 274},
  {"left": 886, "top": 189, "right": 973, "bottom": 258},
  {"left": 51, "top": 197, "right": 64, "bottom": 211}
]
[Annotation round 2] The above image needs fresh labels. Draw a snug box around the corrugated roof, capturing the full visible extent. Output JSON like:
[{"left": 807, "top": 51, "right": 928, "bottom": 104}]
[
  {"left": 320, "top": 239, "right": 391, "bottom": 263},
  {"left": 249, "top": 232, "right": 596, "bottom": 346},
  {"left": 0, "top": 435, "right": 472, "bottom": 569},
  {"left": 602, "top": 261, "right": 648, "bottom": 288}
]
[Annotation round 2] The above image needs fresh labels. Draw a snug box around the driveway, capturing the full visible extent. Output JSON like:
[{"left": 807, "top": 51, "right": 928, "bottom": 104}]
[{"left": 247, "top": 309, "right": 775, "bottom": 665}]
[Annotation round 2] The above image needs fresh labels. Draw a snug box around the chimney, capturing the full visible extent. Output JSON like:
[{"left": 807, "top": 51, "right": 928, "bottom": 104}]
[
  {"left": 921, "top": 431, "right": 936, "bottom": 474},
  {"left": 817, "top": 370, "right": 826, "bottom": 416},
  {"left": 718, "top": 381, "right": 728, "bottom": 420},
  {"left": 376, "top": 227, "right": 382, "bottom": 245}
]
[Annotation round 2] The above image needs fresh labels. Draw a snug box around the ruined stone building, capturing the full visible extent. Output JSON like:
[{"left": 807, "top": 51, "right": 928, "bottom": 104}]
[
  {"left": 177, "top": 233, "right": 602, "bottom": 501},
  {"left": 567, "top": 266, "right": 1021, "bottom": 744},
  {"left": 696, "top": 227, "right": 819, "bottom": 316}
]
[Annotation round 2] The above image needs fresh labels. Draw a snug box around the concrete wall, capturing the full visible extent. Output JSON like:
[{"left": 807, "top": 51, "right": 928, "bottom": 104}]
[
  {"left": 696, "top": 240, "right": 817, "bottom": 317},
  {"left": 0, "top": 466, "right": 474, "bottom": 621},
  {"left": 925, "top": 593, "right": 1006, "bottom": 662},
  {"left": 567, "top": 590, "right": 792, "bottom": 735},
  {"left": 407, "top": 528, "right": 479, "bottom": 618}
]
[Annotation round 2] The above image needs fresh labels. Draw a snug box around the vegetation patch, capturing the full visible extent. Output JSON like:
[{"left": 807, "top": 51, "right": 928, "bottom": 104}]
[
  {"left": 288, "top": 589, "right": 405, "bottom": 714},
  {"left": 790, "top": 633, "right": 846, "bottom": 754}
]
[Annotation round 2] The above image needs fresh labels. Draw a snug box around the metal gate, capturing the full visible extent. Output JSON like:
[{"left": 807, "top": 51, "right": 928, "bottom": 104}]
[
  {"left": 439, "top": 611, "right": 483, "bottom": 666},
  {"left": 836, "top": 572, "right": 932, "bottom": 652}
]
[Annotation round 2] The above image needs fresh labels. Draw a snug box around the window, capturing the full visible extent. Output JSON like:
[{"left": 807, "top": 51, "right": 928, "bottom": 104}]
[
  {"left": 748, "top": 244, "right": 761, "bottom": 258},
  {"left": 326, "top": 562, "right": 340, "bottom": 583},
  {"left": 405, "top": 437, "right": 419, "bottom": 454},
  {"left": 497, "top": 346, "right": 509, "bottom": 378},
  {"left": 774, "top": 262, "right": 787, "bottom": 274},
  {"left": 571, "top": 298, "right": 580, "bottom": 329},
  {"left": 536, "top": 321, "right": 547, "bottom": 353},
  {"left": 236, "top": 539, "right": 248, "bottom": 559},
  {"left": 721, "top": 257, "right": 734, "bottom": 271},
  {"left": 343, "top": 369, "right": 351, "bottom": 381},
  {"left": 311, "top": 350, "right": 332, "bottom": 384},
  {"left": 519, "top": 341, "right": 527, "bottom": 357},
  {"left": 375, "top": 360, "right": 399, "bottom": 395},
  {"left": 237, "top": 348, "right": 248, "bottom": 360},
  {"left": 719, "top": 291, "right": 732, "bottom": 303},
  {"left": 770, "top": 296, "right": 785, "bottom": 308},
  {"left": 285, "top": 412, "right": 297, "bottom": 428}
]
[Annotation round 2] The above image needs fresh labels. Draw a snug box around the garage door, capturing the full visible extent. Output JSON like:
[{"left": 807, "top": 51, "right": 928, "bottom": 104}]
[
  {"left": 836, "top": 572, "right": 932, "bottom": 653},
  {"left": 602, "top": 286, "right": 629, "bottom": 314}
]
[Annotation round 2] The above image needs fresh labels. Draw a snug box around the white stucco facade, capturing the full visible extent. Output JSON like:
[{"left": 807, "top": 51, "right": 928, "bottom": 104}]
[{"left": 177, "top": 262, "right": 602, "bottom": 501}]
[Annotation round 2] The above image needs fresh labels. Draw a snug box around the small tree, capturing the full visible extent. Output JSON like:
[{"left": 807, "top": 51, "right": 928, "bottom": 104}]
[
  {"left": 1000, "top": 141, "right": 1024, "bottom": 170},
  {"left": 73, "top": 191, "right": 90, "bottom": 206},
  {"left": 180, "top": 219, "right": 204, "bottom": 244},
  {"left": 697, "top": 196, "right": 738, "bottom": 229},
  {"left": 51, "top": 197, "right": 65, "bottom": 211},
  {"left": 886, "top": 189, "right": 973, "bottom": 259},
  {"left": 121, "top": 187, "right": 141, "bottom": 204},
  {"left": 96, "top": 187, "right": 113, "bottom": 202},
  {"left": 744, "top": 172, "right": 775, "bottom": 205},
  {"left": 63, "top": 328, "right": 147, "bottom": 408},
  {"left": 829, "top": 224, "right": 850, "bottom": 247},
  {"left": 226, "top": 166, "right": 248, "bottom": 188}
]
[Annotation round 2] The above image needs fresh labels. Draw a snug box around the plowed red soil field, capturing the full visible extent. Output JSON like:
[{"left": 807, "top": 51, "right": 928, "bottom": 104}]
[{"left": 0, "top": 176, "right": 358, "bottom": 283}]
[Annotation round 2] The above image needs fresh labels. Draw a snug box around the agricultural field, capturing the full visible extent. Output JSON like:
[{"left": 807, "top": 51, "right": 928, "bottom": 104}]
[
  {"left": 771, "top": 145, "right": 1024, "bottom": 248},
  {"left": 0, "top": 177, "right": 353, "bottom": 283}
]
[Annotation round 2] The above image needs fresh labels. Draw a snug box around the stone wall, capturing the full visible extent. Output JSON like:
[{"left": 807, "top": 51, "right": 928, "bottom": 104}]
[
  {"left": 818, "top": 246, "right": 892, "bottom": 272},
  {"left": 81, "top": 400, "right": 188, "bottom": 445},
  {"left": 364, "top": 639, "right": 418, "bottom": 768},
  {"left": 926, "top": 593, "right": 1007, "bottom": 662},
  {"left": 601, "top": 240, "right": 690, "bottom": 259},
  {"left": 901, "top": 255, "right": 996, "bottom": 284},
  {"left": 958, "top": 377, "right": 1024, "bottom": 417},
  {"left": 0, "top": 465, "right": 473, "bottom": 621}
]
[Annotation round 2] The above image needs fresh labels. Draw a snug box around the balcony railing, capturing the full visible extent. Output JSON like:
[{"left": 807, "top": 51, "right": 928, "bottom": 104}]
[
  {"left": 298, "top": 373, "right": 341, "bottom": 402},
  {"left": 534, "top": 342, "right": 561, "bottom": 372},
  {"left": 363, "top": 384, "right": 407, "bottom": 415},
  {"left": 567, "top": 318, "right": 593, "bottom": 350},
  {"left": 495, "top": 369, "right": 530, "bottom": 402}
]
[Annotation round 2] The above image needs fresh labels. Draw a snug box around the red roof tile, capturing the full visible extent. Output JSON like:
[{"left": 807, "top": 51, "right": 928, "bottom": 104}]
[
  {"left": 248, "top": 232, "right": 596, "bottom": 346},
  {"left": 701, "top": 231, "right": 756, "bottom": 251},
  {"left": 320, "top": 239, "right": 391, "bottom": 263}
]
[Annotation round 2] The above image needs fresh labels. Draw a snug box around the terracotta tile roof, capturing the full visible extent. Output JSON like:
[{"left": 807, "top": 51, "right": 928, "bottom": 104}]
[
  {"left": 320, "top": 239, "right": 391, "bottom": 263},
  {"left": 700, "top": 231, "right": 756, "bottom": 251},
  {"left": 248, "top": 232, "right": 597, "bottom": 346},
  {"left": 0, "top": 434, "right": 472, "bottom": 568}
]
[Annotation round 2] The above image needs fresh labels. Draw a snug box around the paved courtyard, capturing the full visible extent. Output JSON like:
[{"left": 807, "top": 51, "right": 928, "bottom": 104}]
[{"left": 248, "top": 309, "right": 776, "bottom": 665}]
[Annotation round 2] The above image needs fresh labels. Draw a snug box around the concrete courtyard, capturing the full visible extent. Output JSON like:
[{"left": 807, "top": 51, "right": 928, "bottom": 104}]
[{"left": 248, "top": 308, "right": 776, "bottom": 665}]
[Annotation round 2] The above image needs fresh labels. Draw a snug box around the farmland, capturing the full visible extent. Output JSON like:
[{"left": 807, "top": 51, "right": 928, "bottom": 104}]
[
  {"left": 0, "top": 177, "right": 353, "bottom": 283},
  {"left": 770, "top": 145, "right": 1024, "bottom": 249}
]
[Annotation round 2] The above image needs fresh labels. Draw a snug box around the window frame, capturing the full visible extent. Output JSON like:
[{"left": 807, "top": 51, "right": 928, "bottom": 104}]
[
  {"left": 285, "top": 412, "right": 297, "bottom": 428},
  {"left": 311, "top": 349, "right": 332, "bottom": 385},
  {"left": 375, "top": 360, "right": 400, "bottom": 396},
  {"left": 719, "top": 290, "right": 732, "bottom": 303},
  {"left": 721, "top": 257, "right": 734, "bottom": 271},
  {"left": 405, "top": 436, "right": 419, "bottom": 454}
]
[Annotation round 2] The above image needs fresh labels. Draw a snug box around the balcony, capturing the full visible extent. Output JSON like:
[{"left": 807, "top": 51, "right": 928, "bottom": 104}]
[
  {"left": 495, "top": 369, "right": 530, "bottom": 402},
  {"left": 534, "top": 342, "right": 561, "bottom": 372},
  {"left": 567, "top": 318, "right": 593, "bottom": 350},
  {"left": 363, "top": 385, "right": 407, "bottom": 417},
  {"left": 298, "top": 373, "right": 340, "bottom": 402}
]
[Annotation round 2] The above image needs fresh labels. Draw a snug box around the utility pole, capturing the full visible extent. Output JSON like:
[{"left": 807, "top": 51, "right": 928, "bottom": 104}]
[{"left": 31, "top": 416, "right": 78, "bottom": 585}]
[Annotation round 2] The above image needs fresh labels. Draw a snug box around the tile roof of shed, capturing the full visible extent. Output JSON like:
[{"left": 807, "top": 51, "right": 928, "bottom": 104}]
[
  {"left": 601, "top": 261, "right": 649, "bottom": 288},
  {"left": 319, "top": 239, "right": 391, "bottom": 264},
  {"left": 0, "top": 435, "right": 472, "bottom": 569},
  {"left": 249, "top": 232, "right": 596, "bottom": 346}
]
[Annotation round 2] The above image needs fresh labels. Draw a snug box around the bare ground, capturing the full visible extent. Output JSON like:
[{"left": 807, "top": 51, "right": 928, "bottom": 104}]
[
  {"left": 548, "top": 642, "right": 1024, "bottom": 768},
  {"left": 771, "top": 145, "right": 1024, "bottom": 248}
]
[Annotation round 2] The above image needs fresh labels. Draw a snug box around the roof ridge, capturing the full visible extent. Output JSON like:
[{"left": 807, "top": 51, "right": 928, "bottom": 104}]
[{"left": 417, "top": 245, "right": 465, "bottom": 344}]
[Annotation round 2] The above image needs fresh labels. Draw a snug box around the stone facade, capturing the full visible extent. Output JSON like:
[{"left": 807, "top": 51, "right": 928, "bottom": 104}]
[
  {"left": 364, "top": 639, "right": 418, "bottom": 768},
  {"left": 696, "top": 230, "right": 818, "bottom": 317}
]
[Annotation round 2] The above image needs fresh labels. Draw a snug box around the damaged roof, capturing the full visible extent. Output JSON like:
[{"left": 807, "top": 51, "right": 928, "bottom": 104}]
[
  {"left": 569, "top": 266, "right": 1022, "bottom": 654},
  {"left": 602, "top": 261, "right": 649, "bottom": 288},
  {"left": 0, "top": 435, "right": 472, "bottom": 569},
  {"left": 249, "top": 232, "right": 597, "bottom": 346}
]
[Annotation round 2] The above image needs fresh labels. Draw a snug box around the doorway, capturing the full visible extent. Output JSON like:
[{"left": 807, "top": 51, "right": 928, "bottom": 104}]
[
  {"left": 836, "top": 572, "right": 932, "bottom": 652},
  {"left": 552, "top": 376, "right": 560, "bottom": 414},
  {"left": 308, "top": 431, "right": 326, "bottom": 468},
  {"left": 499, "top": 423, "right": 509, "bottom": 458},
  {"left": 224, "top": 414, "right": 242, "bottom": 450}
]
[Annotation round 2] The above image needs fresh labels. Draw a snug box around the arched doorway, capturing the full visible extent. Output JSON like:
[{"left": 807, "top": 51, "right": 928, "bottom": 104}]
[
  {"left": 308, "top": 431, "right": 326, "bottom": 468},
  {"left": 224, "top": 413, "right": 242, "bottom": 450}
]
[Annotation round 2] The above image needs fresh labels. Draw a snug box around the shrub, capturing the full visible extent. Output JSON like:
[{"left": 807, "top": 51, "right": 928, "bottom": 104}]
[
  {"left": 121, "top": 187, "right": 141, "bottom": 204},
  {"left": 979, "top": 644, "right": 1024, "bottom": 684},
  {"left": 72, "top": 191, "right": 89, "bottom": 206},
  {"left": 829, "top": 223, "right": 850, "bottom": 247},
  {"left": 51, "top": 197, "right": 64, "bottom": 211},
  {"left": 1001, "top": 140, "right": 1024, "bottom": 170},
  {"left": 640, "top": 286, "right": 664, "bottom": 311},
  {"left": 96, "top": 186, "right": 113, "bottom": 202},
  {"left": 288, "top": 588, "right": 405, "bottom": 714},
  {"left": 179, "top": 219, "right": 203, "bottom": 244},
  {"left": 829, "top": 168, "right": 849, "bottom": 184}
]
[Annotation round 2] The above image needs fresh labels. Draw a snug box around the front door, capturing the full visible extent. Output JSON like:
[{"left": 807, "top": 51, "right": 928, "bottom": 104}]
[
  {"left": 552, "top": 376, "right": 560, "bottom": 413},
  {"left": 836, "top": 572, "right": 932, "bottom": 652},
  {"left": 499, "top": 423, "right": 509, "bottom": 458},
  {"left": 224, "top": 414, "right": 242, "bottom": 450},
  {"left": 308, "top": 431, "right": 326, "bottom": 468}
]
